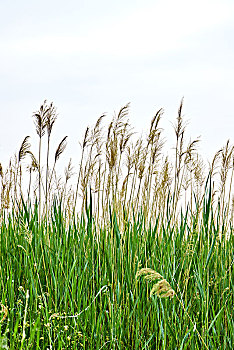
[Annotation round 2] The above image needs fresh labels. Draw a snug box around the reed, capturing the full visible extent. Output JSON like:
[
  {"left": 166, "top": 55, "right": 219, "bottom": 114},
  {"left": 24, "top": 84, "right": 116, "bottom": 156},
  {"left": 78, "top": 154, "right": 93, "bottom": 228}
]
[{"left": 0, "top": 100, "right": 233, "bottom": 349}]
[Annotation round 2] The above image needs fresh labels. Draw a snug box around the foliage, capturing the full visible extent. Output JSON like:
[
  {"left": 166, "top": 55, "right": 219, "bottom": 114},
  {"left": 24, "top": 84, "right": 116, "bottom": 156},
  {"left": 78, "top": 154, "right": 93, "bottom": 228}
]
[{"left": 0, "top": 100, "right": 233, "bottom": 349}]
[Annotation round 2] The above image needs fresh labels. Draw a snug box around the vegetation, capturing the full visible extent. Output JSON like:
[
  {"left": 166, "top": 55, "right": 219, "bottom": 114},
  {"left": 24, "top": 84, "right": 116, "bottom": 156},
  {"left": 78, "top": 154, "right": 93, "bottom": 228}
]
[{"left": 0, "top": 100, "right": 233, "bottom": 349}]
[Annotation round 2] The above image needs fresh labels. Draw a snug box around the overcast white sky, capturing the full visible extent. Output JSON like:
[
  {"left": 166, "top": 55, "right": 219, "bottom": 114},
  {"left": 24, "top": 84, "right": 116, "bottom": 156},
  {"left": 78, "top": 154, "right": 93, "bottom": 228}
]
[{"left": 0, "top": 0, "right": 234, "bottom": 169}]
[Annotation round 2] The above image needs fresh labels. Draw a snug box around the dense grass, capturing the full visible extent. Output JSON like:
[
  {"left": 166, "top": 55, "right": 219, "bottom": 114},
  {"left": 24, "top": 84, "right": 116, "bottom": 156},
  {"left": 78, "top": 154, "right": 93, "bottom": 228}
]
[
  {"left": 0, "top": 100, "right": 233, "bottom": 349},
  {"left": 0, "top": 189, "right": 233, "bottom": 349}
]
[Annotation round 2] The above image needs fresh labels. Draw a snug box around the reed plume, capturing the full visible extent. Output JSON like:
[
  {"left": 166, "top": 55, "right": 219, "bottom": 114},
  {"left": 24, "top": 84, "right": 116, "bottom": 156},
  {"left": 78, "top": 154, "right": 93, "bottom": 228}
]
[
  {"left": 45, "top": 102, "right": 57, "bottom": 217},
  {"left": 32, "top": 101, "right": 48, "bottom": 217},
  {"left": 47, "top": 136, "right": 68, "bottom": 209},
  {"left": 136, "top": 268, "right": 175, "bottom": 298},
  {"left": 18, "top": 136, "right": 31, "bottom": 163}
]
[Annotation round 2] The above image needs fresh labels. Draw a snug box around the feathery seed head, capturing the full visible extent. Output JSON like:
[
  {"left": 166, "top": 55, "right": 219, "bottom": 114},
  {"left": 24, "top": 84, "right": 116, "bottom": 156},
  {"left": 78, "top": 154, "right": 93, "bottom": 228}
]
[
  {"left": 136, "top": 268, "right": 175, "bottom": 299},
  {"left": 136, "top": 268, "right": 163, "bottom": 280},
  {"left": 18, "top": 136, "right": 31, "bottom": 162},
  {"left": 32, "top": 100, "right": 48, "bottom": 138},
  {"left": 46, "top": 102, "right": 57, "bottom": 137},
  {"left": 55, "top": 136, "right": 68, "bottom": 162}
]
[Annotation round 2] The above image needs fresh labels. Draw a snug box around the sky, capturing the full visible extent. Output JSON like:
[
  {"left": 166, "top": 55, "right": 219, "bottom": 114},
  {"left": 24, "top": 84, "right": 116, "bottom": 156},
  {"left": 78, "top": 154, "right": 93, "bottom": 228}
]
[{"left": 0, "top": 0, "right": 234, "bottom": 170}]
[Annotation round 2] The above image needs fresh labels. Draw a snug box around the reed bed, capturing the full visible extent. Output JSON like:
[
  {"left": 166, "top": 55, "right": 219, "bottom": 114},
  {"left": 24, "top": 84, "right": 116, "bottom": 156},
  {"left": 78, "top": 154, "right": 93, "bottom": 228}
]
[{"left": 0, "top": 100, "right": 233, "bottom": 349}]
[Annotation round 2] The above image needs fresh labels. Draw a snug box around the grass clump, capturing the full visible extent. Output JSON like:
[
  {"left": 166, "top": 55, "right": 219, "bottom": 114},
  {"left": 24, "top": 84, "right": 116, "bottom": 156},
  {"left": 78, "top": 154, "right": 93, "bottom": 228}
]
[{"left": 0, "top": 99, "right": 233, "bottom": 349}]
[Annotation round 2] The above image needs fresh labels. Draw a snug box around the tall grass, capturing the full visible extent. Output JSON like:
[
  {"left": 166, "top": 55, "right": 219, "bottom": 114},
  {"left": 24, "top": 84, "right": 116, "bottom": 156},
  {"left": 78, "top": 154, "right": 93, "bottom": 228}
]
[{"left": 0, "top": 100, "right": 233, "bottom": 349}]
